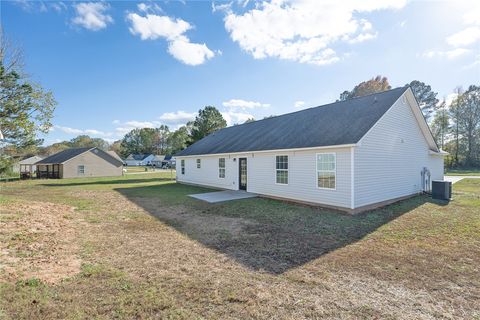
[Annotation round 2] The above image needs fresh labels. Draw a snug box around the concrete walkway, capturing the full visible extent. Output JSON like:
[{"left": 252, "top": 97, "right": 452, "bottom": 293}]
[
  {"left": 189, "top": 190, "right": 257, "bottom": 203},
  {"left": 444, "top": 175, "right": 480, "bottom": 184}
]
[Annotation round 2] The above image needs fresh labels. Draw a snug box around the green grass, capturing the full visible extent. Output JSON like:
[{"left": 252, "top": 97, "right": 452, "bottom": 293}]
[{"left": 0, "top": 173, "right": 479, "bottom": 319}]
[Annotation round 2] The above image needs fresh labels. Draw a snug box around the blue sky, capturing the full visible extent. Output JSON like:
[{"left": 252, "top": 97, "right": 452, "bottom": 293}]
[{"left": 2, "top": 0, "right": 479, "bottom": 145}]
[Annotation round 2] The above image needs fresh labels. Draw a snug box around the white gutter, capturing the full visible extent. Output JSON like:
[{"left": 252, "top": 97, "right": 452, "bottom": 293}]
[{"left": 176, "top": 143, "right": 357, "bottom": 158}]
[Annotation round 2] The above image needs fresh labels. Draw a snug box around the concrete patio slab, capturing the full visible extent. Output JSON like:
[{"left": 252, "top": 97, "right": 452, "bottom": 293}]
[{"left": 189, "top": 190, "right": 257, "bottom": 203}]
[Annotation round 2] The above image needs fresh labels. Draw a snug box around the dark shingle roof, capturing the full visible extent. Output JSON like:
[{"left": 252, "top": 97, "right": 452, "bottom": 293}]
[
  {"left": 128, "top": 154, "right": 152, "bottom": 161},
  {"left": 176, "top": 87, "right": 408, "bottom": 156},
  {"left": 36, "top": 147, "right": 92, "bottom": 164}
]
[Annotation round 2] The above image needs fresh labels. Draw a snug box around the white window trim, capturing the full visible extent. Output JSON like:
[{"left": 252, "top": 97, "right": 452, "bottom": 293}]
[
  {"left": 78, "top": 165, "right": 85, "bottom": 176},
  {"left": 316, "top": 152, "right": 336, "bottom": 190},
  {"left": 181, "top": 159, "right": 185, "bottom": 175},
  {"left": 219, "top": 158, "right": 226, "bottom": 179},
  {"left": 275, "top": 155, "right": 289, "bottom": 185},
  {"left": 196, "top": 159, "right": 201, "bottom": 169}
]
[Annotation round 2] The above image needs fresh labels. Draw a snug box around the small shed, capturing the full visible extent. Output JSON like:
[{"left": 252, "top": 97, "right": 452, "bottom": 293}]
[{"left": 19, "top": 155, "right": 44, "bottom": 179}]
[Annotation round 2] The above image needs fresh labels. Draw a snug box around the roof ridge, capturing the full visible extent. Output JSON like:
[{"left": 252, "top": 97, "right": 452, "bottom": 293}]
[{"left": 212, "top": 86, "right": 408, "bottom": 134}]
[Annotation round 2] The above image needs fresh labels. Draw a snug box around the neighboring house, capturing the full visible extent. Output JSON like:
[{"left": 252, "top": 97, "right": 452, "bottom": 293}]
[
  {"left": 19, "top": 155, "right": 44, "bottom": 178},
  {"left": 107, "top": 151, "right": 125, "bottom": 165},
  {"left": 150, "top": 155, "right": 165, "bottom": 167},
  {"left": 175, "top": 87, "right": 446, "bottom": 213},
  {"left": 124, "top": 154, "right": 155, "bottom": 166},
  {"left": 35, "top": 147, "right": 123, "bottom": 179},
  {"left": 162, "top": 155, "right": 175, "bottom": 168}
]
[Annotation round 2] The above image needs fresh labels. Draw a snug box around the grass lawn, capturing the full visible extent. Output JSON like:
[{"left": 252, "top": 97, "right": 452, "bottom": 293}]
[
  {"left": 1, "top": 174, "right": 479, "bottom": 319},
  {"left": 124, "top": 166, "right": 152, "bottom": 173},
  {"left": 445, "top": 168, "right": 480, "bottom": 176}
]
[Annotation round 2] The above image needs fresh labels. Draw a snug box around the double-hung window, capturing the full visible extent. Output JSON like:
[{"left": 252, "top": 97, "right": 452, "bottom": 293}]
[
  {"left": 317, "top": 153, "right": 336, "bottom": 189},
  {"left": 181, "top": 159, "right": 185, "bottom": 175},
  {"left": 196, "top": 159, "right": 201, "bottom": 169},
  {"left": 219, "top": 158, "right": 225, "bottom": 178},
  {"left": 77, "top": 165, "right": 85, "bottom": 176},
  {"left": 275, "top": 155, "right": 288, "bottom": 184}
]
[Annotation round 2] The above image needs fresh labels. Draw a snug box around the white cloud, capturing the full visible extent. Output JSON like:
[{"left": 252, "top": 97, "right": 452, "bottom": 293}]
[
  {"left": 447, "top": 26, "right": 480, "bottom": 47},
  {"left": 127, "top": 12, "right": 215, "bottom": 65},
  {"left": 221, "top": 111, "right": 254, "bottom": 126},
  {"left": 294, "top": 100, "right": 306, "bottom": 109},
  {"left": 127, "top": 13, "right": 190, "bottom": 40},
  {"left": 223, "top": 0, "right": 406, "bottom": 65},
  {"left": 124, "top": 120, "right": 159, "bottom": 128},
  {"left": 72, "top": 2, "right": 113, "bottom": 31},
  {"left": 158, "top": 111, "right": 196, "bottom": 124},
  {"left": 422, "top": 48, "right": 471, "bottom": 60},
  {"left": 55, "top": 125, "right": 112, "bottom": 138},
  {"left": 112, "top": 119, "right": 120, "bottom": 124},
  {"left": 50, "top": 1, "right": 67, "bottom": 13},
  {"left": 168, "top": 36, "right": 215, "bottom": 65},
  {"left": 222, "top": 99, "right": 270, "bottom": 110}
]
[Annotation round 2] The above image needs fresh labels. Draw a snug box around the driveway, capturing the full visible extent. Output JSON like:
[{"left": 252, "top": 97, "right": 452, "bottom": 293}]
[{"left": 444, "top": 176, "right": 480, "bottom": 184}]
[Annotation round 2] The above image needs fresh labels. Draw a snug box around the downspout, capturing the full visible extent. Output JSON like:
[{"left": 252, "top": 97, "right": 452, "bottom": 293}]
[{"left": 350, "top": 146, "right": 355, "bottom": 210}]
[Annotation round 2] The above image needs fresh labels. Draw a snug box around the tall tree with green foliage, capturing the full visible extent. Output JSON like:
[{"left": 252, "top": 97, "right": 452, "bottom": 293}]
[
  {"left": 407, "top": 80, "right": 439, "bottom": 121},
  {"left": 430, "top": 100, "right": 450, "bottom": 149},
  {"left": 0, "top": 31, "right": 56, "bottom": 175},
  {"left": 154, "top": 125, "right": 171, "bottom": 155},
  {"left": 338, "top": 75, "right": 391, "bottom": 101},
  {"left": 168, "top": 125, "right": 190, "bottom": 154},
  {"left": 454, "top": 85, "right": 480, "bottom": 166},
  {"left": 70, "top": 135, "right": 109, "bottom": 150},
  {"left": 0, "top": 34, "right": 56, "bottom": 149},
  {"left": 449, "top": 87, "right": 464, "bottom": 166},
  {"left": 120, "top": 128, "right": 158, "bottom": 157},
  {"left": 190, "top": 106, "right": 227, "bottom": 143}
]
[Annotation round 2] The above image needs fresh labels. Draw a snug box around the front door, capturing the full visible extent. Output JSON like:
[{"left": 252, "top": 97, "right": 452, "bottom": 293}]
[{"left": 239, "top": 158, "right": 247, "bottom": 190}]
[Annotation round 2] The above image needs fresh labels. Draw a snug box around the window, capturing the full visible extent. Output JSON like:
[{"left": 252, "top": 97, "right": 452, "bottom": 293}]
[
  {"left": 181, "top": 159, "right": 185, "bottom": 175},
  {"left": 77, "top": 165, "right": 85, "bottom": 175},
  {"left": 219, "top": 158, "right": 225, "bottom": 178},
  {"left": 317, "top": 153, "right": 336, "bottom": 189},
  {"left": 275, "top": 155, "right": 288, "bottom": 184},
  {"left": 196, "top": 159, "right": 201, "bottom": 169}
]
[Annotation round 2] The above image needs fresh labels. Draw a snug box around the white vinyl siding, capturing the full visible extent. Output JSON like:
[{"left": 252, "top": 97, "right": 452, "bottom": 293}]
[
  {"left": 275, "top": 155, "right": 288, "bottom": 184},
  {"left": 177, "top": 148, "right": 352, "bottom": 208},
  {"left": 176, "top": 156, "right": 240, "bottom": 190},
  {"left": 248, "top": 148, "right": 351, "bottom": 208},
  {"left": 354, "top": 93, "right": 444, "bottom": 208}
]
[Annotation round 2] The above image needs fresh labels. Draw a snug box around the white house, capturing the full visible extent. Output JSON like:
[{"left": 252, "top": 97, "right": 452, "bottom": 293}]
[
  {"left": 124, "top": 154, "right": 155, "bottom": 166},
  {"left": 175, "top": 87, "right": 446, "bottom": 213}
]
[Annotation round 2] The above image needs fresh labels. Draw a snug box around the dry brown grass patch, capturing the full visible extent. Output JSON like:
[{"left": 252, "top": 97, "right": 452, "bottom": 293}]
[{"left": 0, "top": 201, "right": 81, "bottom": 284}]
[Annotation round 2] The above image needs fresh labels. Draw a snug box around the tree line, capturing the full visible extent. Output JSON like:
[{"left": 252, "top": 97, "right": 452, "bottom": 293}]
[
  {"left": 339, "top": 76, "right": 480, "bottom": 168},
  {"left": 1, "top": 28, "right": 478, "bottom": 175}
]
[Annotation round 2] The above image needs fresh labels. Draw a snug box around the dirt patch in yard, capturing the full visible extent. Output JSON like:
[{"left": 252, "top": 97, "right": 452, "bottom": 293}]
[{"left": 0, "top": 201, "right": 81, "bottom": 284}]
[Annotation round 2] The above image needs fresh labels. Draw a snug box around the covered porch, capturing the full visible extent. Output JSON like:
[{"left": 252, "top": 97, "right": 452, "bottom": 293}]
[{"left": 36, "top": 164, "right": 61, "bottom": 179}]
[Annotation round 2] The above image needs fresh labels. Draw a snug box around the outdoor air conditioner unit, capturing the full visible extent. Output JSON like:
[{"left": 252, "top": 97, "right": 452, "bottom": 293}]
[{"left": 432, "top": 180, "right": 452, "bottom": 200}]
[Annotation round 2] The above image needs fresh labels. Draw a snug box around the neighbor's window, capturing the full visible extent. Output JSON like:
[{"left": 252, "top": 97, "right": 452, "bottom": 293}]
[
  {"left": 181, "top": 159, "right": 185, "bottom": 175},
  {"left": 317, "top": 153, "right": 336, "bottom": 189},
  {"left": 196, "top": 159, "right": 201, "bottom": 169},
  {"left": 77, "top": 165, "right": 85, "bottom": 175},
  {"left": 275, "top": 155, "right": 288, "bottom": 184},
  {"left": 219, "top": 158, "right": 225, "bottom": 178}
]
